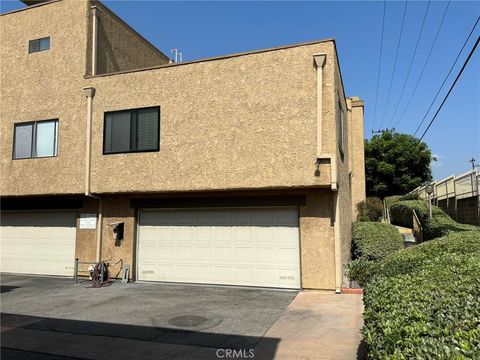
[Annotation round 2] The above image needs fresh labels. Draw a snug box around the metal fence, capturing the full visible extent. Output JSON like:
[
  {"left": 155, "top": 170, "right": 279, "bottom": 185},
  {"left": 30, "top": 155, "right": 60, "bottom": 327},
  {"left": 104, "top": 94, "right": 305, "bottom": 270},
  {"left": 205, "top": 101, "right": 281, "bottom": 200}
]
[{"left": 410, "top": 169, "right": 480, "bottom": 225}]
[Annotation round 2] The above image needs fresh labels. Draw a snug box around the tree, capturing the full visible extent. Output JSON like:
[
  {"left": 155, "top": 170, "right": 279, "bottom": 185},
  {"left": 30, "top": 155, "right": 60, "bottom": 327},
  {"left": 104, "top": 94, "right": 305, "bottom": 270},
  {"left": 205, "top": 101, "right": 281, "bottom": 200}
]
[{"left": 365, "top": 131, "right": 433, "bottom": 198}]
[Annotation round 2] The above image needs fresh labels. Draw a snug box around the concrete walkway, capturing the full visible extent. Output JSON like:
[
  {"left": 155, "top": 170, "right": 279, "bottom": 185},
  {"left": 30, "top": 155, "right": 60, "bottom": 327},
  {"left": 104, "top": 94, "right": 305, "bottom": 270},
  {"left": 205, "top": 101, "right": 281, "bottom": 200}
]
[{"left": 256, "top": 291, "right": 365, "bottom": 360}]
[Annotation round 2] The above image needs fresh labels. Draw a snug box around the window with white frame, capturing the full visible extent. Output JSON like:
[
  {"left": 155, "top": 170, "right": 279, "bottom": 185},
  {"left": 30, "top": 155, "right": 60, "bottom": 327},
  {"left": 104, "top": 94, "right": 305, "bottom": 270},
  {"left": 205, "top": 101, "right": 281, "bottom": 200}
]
[{"left": 13, "top": 120, "right": 58, "bottom": 159}]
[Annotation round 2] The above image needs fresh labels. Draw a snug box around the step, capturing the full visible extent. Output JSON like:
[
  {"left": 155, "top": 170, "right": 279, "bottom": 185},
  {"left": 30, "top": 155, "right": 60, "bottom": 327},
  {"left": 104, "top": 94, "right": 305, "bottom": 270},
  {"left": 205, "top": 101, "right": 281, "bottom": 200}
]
[{"left": 395, "top": 226, "right": 413, "bottom": 234}]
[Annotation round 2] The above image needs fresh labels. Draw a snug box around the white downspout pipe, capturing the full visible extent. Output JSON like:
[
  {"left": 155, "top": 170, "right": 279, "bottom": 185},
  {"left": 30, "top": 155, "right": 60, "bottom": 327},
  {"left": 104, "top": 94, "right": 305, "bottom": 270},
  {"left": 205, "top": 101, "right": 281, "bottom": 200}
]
[
  {"left": 334, "top": 192, "right": 342, "bottom": 293},
  {"left": 313, "top": 54, "right": 326, "bottom": 157},
  {"left": 83, "top": 86, "right": 102, "bottom": 262},
  {"left": 83, "top": 87, "right": 95, "bottom": 196},
  {"left": 95, "top": 198, "right": 103, "bottom": 262},
  {"left": 91, "top": 6, "right": 99, "bottom": 76},
  {"left": 314, "top": 53, "right": 341, "bottom": 292}
]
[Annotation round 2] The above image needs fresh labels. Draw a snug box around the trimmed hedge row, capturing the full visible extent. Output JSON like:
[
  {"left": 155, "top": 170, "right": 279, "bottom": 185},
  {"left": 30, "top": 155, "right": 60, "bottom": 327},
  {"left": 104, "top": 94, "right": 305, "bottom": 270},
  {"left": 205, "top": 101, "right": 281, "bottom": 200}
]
[
  {"left": 390, "top": 200, "right": 478, "bottom": 240},
  {"left": 351, "top": 222, "right": 404, "bottom": 261},
  {"left": 363, "top": 231, "right": 480, "bottom": 359},
  {"left": 348, "top": 222, "right": 404, "bottom": 286}
]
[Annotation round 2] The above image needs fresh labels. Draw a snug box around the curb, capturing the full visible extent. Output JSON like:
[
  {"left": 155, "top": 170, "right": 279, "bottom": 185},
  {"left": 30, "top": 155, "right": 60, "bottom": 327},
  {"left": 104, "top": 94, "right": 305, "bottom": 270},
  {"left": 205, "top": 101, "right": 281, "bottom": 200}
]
[{"left": 341, "top": 287, "right": 363, "bottom": 295}]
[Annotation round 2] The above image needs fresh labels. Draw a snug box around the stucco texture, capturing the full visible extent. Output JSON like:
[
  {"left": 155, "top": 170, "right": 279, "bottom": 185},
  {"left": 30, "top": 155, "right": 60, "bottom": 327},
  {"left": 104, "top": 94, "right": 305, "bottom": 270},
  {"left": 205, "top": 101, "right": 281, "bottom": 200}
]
[
  {"left": 88, "top": 42, "right": 336, "bottom": 194},
  {"left": 348, "top": 97, "right": 366, "bottom": 220},
  {"left": 333, "top": 60, "right": 353, "bottom": 286},
  {"left": 90, "top": 1, "right": 169, "bottom": 76},
  {"left": 1, "top": 0, "right": 89, "bottom": 196}
]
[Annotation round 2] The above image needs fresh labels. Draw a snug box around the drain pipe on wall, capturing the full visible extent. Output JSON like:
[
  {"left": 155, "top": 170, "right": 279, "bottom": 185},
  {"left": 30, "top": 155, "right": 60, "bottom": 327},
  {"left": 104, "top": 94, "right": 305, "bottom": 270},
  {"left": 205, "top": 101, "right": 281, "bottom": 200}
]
[
  {"left": 314, "top": 53, "right": 341, "bottom": 292},
  {"left": 83, "top": 86, "right": 103, "bottom": 262},
  {"left": 91, "top": 6, "right": 99, "bottom": 76},
  {"left": 333, "top": 192, "right": 342, "bottom": 293}
]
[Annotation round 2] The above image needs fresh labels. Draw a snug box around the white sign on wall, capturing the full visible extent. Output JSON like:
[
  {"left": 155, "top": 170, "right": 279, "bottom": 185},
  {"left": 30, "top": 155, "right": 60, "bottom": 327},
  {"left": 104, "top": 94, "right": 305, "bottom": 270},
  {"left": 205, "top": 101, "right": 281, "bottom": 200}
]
[{"left": 80, "top": 214, "right": 97, "bottom": 229}]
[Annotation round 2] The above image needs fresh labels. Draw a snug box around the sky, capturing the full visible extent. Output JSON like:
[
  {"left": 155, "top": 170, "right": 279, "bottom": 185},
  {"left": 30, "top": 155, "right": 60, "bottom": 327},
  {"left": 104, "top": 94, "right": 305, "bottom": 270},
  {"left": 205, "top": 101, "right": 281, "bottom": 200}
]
[{"left": 1, "top": 0, "right": 479, "bottom": 180}]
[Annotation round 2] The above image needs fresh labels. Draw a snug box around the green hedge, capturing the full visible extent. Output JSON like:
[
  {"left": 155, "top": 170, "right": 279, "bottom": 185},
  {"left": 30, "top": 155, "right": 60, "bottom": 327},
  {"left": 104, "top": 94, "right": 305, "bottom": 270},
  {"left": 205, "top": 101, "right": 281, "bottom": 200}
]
[
  {"left": 363, "top": 231, "right": 480, "bottom": 359},
  {"left": 357, "top": 197, "right": 384, "bottom": 222},
  {"left": 351, "top": 222, "right": 404, "bottom": 261},
  {"left": 348, "top": 222, "right": 404, "bottom": 286},
  {"left": 390, "top": 200, "right": 478, "bottom": 240},
  {"left": 384, "top": 195, "right": 402, "bottom": 209}
]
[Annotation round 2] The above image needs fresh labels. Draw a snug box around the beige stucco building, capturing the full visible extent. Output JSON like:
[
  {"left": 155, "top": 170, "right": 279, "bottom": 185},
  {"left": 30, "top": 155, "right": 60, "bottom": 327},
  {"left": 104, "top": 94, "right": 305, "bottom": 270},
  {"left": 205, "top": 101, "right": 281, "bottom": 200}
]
[{"left": 0, "top": 0, "right": 365, "bottom": 291}]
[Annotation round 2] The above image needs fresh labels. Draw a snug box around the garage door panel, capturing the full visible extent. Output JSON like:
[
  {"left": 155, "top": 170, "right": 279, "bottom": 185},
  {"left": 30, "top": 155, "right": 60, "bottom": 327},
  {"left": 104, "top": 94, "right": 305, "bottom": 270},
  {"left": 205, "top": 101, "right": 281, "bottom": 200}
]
[
  {"left": 138, "top": 207, "right": 300, "bottom": 288},
  {"left": 0, "top": 212, "right": 76, "bottom": 276}
]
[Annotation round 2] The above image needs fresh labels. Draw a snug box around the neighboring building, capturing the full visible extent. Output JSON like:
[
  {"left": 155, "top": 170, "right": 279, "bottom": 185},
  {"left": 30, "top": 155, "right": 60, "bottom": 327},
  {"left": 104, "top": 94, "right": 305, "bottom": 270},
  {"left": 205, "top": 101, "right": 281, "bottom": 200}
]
[{"left": 0, "top": 0, "right": 366, "bottom": 291}]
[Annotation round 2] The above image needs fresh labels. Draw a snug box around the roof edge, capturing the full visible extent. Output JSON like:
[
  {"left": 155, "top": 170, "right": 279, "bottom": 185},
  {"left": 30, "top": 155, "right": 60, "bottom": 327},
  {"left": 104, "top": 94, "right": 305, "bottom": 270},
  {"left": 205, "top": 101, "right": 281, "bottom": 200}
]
[
  {"left": 85, "top": 37, "right": 336, "bottom": 79},
  {"left": 93, "top": 0, "right": 170, "bottom": 62},
  {"left": 0, "top": 0, "right": 61, "bottom": 16}
]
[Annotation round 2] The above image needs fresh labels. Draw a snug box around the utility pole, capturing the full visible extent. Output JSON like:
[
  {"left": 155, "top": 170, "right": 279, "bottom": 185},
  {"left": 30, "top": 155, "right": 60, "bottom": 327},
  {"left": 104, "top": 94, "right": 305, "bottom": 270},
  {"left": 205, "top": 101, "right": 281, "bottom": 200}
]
[{"left": 469, "top": 157, "right": 476, "bottom": 171}]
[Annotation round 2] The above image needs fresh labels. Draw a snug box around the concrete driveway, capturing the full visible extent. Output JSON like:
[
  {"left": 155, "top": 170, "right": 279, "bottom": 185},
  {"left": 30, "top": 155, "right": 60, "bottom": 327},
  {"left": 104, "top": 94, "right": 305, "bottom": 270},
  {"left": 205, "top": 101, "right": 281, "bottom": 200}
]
[{"left": 1, "top": 274, "right": 364, "bottom": 360}]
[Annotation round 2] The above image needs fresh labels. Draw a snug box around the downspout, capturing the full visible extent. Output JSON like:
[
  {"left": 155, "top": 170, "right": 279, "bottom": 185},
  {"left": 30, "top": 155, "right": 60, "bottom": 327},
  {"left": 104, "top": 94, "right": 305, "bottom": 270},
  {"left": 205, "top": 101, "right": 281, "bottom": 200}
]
[
  {"left": 83, "top": 86, "right": 102, "bottom": 262},
  {"left": 91, "top": 6, "right": 98, "bottom": 76},
  {"left": 313, "top": 54, "right": 326, "bottom": 158},
  {"left": 314, "top": 53, "right": 341, "bottom": 292},
  {"left": 83, "top": 86, "right": 95, "bottom": 197},
  {"left": 334, "top": 192, "right": 342, "bottom": 293},
  {"left": 313, "top": 54, "right": 337, "bottom": 191}
]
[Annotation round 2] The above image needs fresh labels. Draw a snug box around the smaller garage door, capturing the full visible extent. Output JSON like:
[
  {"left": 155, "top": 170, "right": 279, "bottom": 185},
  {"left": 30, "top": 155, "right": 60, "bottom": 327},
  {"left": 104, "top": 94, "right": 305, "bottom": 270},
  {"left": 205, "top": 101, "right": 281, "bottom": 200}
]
[
  {"left": 137, "top": 207, "right": 300, "bottom": 289},
  {"left": 0, "top": 211, "right": 77, "bottom": 276}
]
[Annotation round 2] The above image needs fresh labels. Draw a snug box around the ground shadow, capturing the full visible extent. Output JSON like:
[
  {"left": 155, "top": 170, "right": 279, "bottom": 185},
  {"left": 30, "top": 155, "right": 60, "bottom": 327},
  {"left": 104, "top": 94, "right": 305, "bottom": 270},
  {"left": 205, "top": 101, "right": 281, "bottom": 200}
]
[
  {"left": 0, "top": 286, "right": 20, "bottom": 294},
  {"left": 1, "top": 313, "right": 279, "bottom": 360},
  {"left": 356, "top": 339, "right": 367, "bottom": 359}
]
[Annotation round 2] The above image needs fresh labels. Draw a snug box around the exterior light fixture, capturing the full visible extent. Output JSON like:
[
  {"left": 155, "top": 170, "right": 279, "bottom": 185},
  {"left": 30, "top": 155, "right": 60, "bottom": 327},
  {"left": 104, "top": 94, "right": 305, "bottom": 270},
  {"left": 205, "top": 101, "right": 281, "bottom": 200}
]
[{"left": 315, "top": 158, "right": 321, "bottom": 177}]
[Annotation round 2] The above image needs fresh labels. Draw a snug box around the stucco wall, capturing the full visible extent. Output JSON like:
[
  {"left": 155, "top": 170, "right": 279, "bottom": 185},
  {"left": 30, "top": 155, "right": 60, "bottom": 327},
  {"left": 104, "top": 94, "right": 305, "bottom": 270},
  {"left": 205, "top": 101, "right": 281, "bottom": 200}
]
[
  {"left": 87, "top": 42, "right": 336, "bottom": 194},
  {"left": 2, "top": 33, "right": 338, "bottom": 196},
  {"left": 0, "top": 0, "right": 88, "bottom": 196},
  {"left": 300, "top": 189, "right": 335, "bottom": 289},
  {"left": 349, "top": 97, "right": 366, "bottom": 220},
  {"left": 75, "top": 196, "right": 99, "bottom": 273},
  {"left": 333, "top": 55, "right": 353, "bottom": 286},
  {"left": 89, "top": 1, "right": 170, "bottom": 76}
]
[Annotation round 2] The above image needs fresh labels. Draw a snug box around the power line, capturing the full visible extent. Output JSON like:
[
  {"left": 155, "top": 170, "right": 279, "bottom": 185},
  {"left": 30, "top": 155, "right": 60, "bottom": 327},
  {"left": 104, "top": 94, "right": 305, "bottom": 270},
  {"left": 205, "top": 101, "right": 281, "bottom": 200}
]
[
  {"left": 386, "top": 1, "right": 431, "bottom": 128},
  {"left": 393, "top": 0, "right": 451, "bottom": 128},
  {"left": 418, "top": 35, "right": 480, "bottom": 141},
  {"left": 413, "top": 16, "right": 480, "bottom": 136},
  {"left": 371, "top": 0, "right": 387, "bottom": 132},
  {"left": 378, "top": 0, "right": 408, "bottom": 130}
]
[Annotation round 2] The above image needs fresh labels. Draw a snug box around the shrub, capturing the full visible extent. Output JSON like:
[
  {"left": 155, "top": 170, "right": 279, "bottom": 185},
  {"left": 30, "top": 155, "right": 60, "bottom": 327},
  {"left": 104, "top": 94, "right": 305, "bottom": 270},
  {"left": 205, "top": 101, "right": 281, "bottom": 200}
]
[
  {"left": 399, "top": 192, "right": 419, "bottom": 201},
  {"left": 363, "top": 231, "right": 480, "bottom": 359},
  {"left": 376, "top": 231, "right": 480, "bottom": 279},
  {"left": 356, "top": 197, "right": 384, "bottom": 222},
  {"left": 351, "top": 222, "right": 404, "bottom": 261},
  {"left": 346, "top": 258, "right": 377, "bottom": 287},
  {"left": 384, "top": 195, "right": 402, "bottom": 209},
  {"left": 390, "top": 200, "right": 478, "bottom": 240},
  {"left": 347, "top": 222, "right": 404, "bottom": 286}
]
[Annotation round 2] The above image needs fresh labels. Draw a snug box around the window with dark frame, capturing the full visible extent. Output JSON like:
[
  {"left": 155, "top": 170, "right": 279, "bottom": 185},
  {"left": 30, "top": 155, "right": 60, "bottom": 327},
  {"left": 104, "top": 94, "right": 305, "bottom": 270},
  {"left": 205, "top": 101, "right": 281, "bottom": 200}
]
[
  {"left": 13, "top": 120, "right": 58, "bottom": 159},
  {"left": 28, "top": 37, "right": 50, "bottom": 53},
  {"left": 104, "top": 107, "right": 160, "bottom": 155}
]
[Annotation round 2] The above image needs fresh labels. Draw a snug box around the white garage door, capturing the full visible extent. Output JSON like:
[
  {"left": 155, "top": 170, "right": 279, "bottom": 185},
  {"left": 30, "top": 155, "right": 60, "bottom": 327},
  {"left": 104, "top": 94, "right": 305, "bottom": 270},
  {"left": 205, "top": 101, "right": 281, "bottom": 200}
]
[
  {"left": 0, "top": 211, "right": 77, "bottom": 276},
  {"left": 137, "top": 207, "right": 300, "bottom": 289}
]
